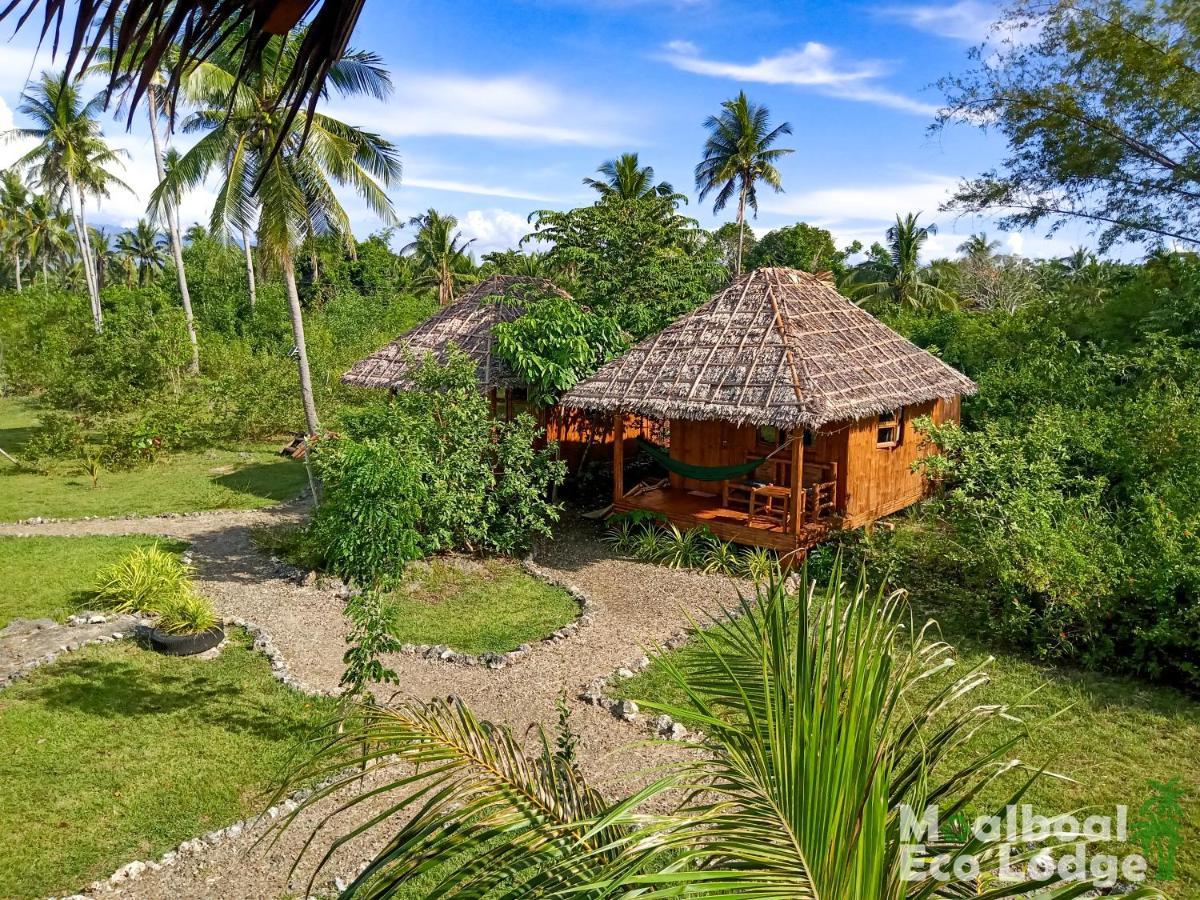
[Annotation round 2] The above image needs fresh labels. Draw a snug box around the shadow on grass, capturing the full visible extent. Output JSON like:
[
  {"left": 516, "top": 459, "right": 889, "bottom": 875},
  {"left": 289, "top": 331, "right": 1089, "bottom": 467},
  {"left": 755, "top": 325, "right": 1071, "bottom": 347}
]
[
  {"left": 19, "top": 652, "right": 316, "bottom": 743},
  {"left": 0, "top": 423, "right": 36, "bottom": 458},
  {"left": 211, "top": 459, "right": 307, "bottom": 502}
]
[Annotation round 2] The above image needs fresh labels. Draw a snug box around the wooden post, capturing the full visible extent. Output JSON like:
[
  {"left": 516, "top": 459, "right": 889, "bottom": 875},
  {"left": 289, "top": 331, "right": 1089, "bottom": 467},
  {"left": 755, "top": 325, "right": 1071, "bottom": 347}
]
[
  {"left": 612, "top": 412, "right": 625, "bottom": 503},
  {"left": 790, "top": 431, "right": 804, "bottom": 535}
]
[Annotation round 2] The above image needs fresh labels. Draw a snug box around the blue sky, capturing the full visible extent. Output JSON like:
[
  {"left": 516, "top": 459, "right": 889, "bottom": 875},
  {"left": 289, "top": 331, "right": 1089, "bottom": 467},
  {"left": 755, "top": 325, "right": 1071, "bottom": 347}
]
[{"left": 0, "top": 0, "right": 1103, "bottom": 260}]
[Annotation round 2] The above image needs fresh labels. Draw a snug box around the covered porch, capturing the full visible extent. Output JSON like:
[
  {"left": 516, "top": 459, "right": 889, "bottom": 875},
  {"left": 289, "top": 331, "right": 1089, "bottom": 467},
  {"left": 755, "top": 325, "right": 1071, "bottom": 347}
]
[{"left": 610, "top": 414, "right": 845, "bottom": 553}]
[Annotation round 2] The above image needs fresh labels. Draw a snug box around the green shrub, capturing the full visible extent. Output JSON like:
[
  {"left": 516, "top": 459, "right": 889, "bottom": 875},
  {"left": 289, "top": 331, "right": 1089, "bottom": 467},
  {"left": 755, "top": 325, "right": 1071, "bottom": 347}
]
[
  {"left": 155, "top": 592, "right": 219, "bottom": 634},
  {"left": 22, "top": 411, "right": 86, "bottom": 462},
  {"left": 93, "top": 545, "right": 192, "bottom": 615},
  {"left": 309, "top": 353, "right": 565, "bottom": 588}
]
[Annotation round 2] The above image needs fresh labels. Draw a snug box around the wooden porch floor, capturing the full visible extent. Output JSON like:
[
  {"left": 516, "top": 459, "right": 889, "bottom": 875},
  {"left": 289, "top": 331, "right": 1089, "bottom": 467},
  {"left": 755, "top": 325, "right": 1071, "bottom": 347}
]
[{"left": 614, "top": 485, "right": 834, "bottom": 553}]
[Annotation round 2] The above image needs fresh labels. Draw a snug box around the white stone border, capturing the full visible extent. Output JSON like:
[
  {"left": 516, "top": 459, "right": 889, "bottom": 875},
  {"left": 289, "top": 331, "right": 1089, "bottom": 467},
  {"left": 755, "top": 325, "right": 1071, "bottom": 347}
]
[
  {"left": 270, "top": 551, "right": 597, "bottom": 671},
  {"left": 49, "top": 618, "right": 353, "bottom": 899},
  {"left": 578, "top": 627, "right": 696, "bottom": 742}
]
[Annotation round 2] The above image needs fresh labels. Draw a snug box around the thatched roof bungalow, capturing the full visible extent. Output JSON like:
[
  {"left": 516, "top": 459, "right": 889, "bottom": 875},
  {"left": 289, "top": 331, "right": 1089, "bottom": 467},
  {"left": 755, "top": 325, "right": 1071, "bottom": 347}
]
[
  {"left": 342, "top": 274, "right": 638, "bottom": 469},
  {"left": 343, "top": 274, "right": 570, "bottom": 393},
  {"left": 563, "top": 267, "right": 976, "bottom": 552}
]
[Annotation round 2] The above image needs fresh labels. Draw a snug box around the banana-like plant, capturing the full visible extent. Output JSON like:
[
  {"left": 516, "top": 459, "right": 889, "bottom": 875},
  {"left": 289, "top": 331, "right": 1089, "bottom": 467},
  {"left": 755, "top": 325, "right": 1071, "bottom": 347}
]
[{"left": 272, "top": 568, "right": 1166, "bottom": 899}]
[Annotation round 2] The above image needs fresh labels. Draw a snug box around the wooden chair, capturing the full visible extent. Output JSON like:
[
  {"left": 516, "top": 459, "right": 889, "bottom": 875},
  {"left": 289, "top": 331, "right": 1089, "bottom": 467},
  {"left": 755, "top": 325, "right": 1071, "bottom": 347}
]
[{"left": 748, "top": 484, "right": 791, "bottom": 528}]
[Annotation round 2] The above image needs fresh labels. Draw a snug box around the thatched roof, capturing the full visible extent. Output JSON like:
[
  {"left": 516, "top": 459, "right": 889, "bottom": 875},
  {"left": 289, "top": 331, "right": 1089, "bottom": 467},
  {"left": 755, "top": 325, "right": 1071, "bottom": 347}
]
[
  {"left": 342, "top": 275, "right": 571, "bottom": 391},
  {"left": 562, "top": 267, "right": 976, "bottom": 430}
]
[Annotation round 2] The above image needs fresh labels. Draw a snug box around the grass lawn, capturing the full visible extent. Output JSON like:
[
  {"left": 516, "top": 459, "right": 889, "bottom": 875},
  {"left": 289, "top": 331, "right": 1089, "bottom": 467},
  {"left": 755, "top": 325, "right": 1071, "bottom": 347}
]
[
  {"left": 613, "top": 598, "right": 1200, "bottom": 895},
  {"left": 0, "top": 397, "right": 307, "bottom": 521},
  {"left": 0, "top": 633, "right": 335, "bottom": 898},
  {"left": 382, "top": 558, "right": 579, "bottom": 655},
  {"left": 0, "top": 535, "right": 186, "bottom": 628}
]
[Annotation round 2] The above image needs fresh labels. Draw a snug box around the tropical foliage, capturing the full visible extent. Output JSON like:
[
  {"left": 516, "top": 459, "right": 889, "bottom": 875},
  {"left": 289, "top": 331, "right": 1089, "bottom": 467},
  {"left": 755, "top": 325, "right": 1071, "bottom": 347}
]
[
  {"left": 274, "top": 569, "right": 1152, "bottom": 898},
  {"left": 401, "top": 209, "right": 475, "bottom": 306},
  {"left": 936, "top": 0, "right": 1200, "bottom": 251},
  {"left": 695, "top": 92, "right": 793, "bottom": 275},
  {"left": 529, "top": 193, "right": 724, "bottom": 338},
  {"left": 494, "top": 290, "right": 626, "bottom": 405},
  {"left": 308, "top": 353, "right": 565, "bottom": 589}
]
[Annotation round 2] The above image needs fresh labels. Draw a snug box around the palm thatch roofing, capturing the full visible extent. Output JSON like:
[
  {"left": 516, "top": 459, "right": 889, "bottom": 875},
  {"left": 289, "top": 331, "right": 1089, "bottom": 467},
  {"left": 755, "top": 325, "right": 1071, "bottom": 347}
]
[
  {"left": 342, "top": 275, "right": 571, "bottom": 391},
  {"left": 562, "top": 267, "right": 976, "bottom": 430}
]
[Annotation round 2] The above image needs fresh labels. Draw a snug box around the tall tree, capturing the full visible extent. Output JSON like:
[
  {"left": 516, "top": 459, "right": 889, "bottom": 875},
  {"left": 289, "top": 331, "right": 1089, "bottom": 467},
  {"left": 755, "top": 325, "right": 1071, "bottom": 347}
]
[
  {"left": 401, "top": 209, "right": 475, "bottom": 306},
  {"left": 0, "top": 171, "right": 29, "bottom": 292},
  {"left": 695, "top": 92, "right": 793, "bottom": 276},
  {"left": 957, "top": 231, "right": 1001, "bottom": 261},
  {"left": 158, "top": 33, "right": 400, "bottom": 436},
  {"left": 23, "top": 193, "right": 74, "bottom": 285},
  {"left": 122, "top": 219, "right": 168, "bottom": 286},
  {"left": 849, "top": 212, "right": 955, "bottom": 310},
  {"left": 582, "top": 153, "right": 677, "bottom": 201},
  {"left": 746, "top": 221, "right": 853, "bottom": 278},
  {"left": 937, "top": 0, "right": 1200, "bottom": 251},
  {"left": 6, "top": 73, "right": 129, "bottom": 331},
  {"left": 96, "top": 48, "right": 201, "bottom": 372}
]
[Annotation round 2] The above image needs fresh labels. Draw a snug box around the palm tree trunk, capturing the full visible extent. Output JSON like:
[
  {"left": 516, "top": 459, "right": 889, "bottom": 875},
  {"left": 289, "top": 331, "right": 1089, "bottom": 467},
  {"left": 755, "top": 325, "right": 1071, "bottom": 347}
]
[
  {"left": 241, "top": 226, "right": 257, "bottom": 309},
  {"left": 735, "top": 180, "right": 748, "bottom": 277},
  {"left": 41, "top": 257, "right": 47, "bottom": 286},
  {"left": 12, "top": 250, "right": 21, "bottom": 292},
  {"left": 68, "top": 177, "right": 102, "bottom": 332},
  {"left": 283, "top": 252, "right": 320, "bottom": 436},
  {"left": 148, "top": 89, "right": 199, "bottom": 375}
]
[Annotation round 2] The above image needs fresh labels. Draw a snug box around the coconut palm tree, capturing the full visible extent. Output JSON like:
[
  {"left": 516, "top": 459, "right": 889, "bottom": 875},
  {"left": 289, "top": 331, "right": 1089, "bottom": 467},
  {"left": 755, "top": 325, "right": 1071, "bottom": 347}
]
[
  {"left": 401, "top": 209, "right": 475, "bottom": 306},
  {"left": 23, "top": 193, "right": 74, "bottom": 286},
  {"left": 6, "top": 73, "right": 129, "bottom": 331},
  {"left": 0, "top": 171, "right": 30, "bottom": 291},
  {"left": 957, "top": 231, "right": 1001, "bottom": 261},
  {"left": 695, "top": 92, "right": 793, "bottom": 276},
  {"left": 850, "top": 213, "right": 955, "bottom": 311},
  {"left": 94, "top": 47, "right": 201, "bottom": 372},
  {"left": 273, "top": 568, "right": 1152, "bottom": 898},
  {"left": 583, "top": 153, "right": 677, "bottom": 201},
  {"left": 155, "top": 31, "right": 400, "bottom": 436},
  {"left": 119, "top": 220, "right": 169, "bottom": 286}
]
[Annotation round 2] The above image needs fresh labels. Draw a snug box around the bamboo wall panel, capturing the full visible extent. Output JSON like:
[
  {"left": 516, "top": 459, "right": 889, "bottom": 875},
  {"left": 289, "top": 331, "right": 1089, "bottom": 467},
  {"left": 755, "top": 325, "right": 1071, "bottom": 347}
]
[{"left": 841, "top": 398, "right": 958, "bottom": 527}]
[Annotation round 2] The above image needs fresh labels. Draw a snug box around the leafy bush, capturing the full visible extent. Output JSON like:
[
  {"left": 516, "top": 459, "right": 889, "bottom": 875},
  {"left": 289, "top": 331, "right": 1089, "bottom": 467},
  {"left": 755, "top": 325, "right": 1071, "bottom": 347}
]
[
  {"left": 890, "top": 264, "right": 1200, "bottom": 690},
  {"left": 493, "top": 291, "right": 626, "bottom": 405},
  {"left": 92, "top": 545, "right": 193, "bottom": 615},
  {"left": 309, "top": 353, "right": 565, "bottom": 588},
  {"left": 155, "top": 592, "right": 219, "bottom": 634},
  {"left": 23, "top": 412, "right": 86, "bottom": 462}
]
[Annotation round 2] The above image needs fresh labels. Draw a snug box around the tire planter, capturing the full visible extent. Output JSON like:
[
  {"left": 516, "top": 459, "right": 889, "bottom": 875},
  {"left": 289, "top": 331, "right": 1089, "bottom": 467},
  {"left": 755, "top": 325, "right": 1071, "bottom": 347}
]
[{"left": 148, "top": 625, "right": 224, "bottom": 656}]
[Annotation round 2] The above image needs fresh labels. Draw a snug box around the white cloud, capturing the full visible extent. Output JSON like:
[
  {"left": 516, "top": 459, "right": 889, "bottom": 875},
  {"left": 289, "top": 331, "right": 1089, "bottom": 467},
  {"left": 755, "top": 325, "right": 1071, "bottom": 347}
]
[
  {"left": 874, "top": 1, "right": 997, "bottom": 42},
  {"left": 659, "top": 41, "right": 939, "bottom": 116},
  {"left": 329, "top": 72, "right": 630, "bottom": 146},
  {"left": 402, "top": 176, "right": 557, "bottom": 202},
  {"left": 458, "top": 209, "right": 531, "bottom": 254},
  {"left": 759, "top": 174, "right": 960, "bottom": 223}
]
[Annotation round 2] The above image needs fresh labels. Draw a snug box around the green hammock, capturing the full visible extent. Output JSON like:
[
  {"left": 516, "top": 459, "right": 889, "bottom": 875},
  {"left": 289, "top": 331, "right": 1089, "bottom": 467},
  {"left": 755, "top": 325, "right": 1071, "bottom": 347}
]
[{"left": 636, "top": 438, "right": 768, "bottom": 483}]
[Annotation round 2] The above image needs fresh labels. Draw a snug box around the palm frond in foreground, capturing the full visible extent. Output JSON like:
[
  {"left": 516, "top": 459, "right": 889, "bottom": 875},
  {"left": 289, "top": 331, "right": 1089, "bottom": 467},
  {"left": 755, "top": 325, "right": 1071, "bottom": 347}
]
[{"left": 274, "top": 567, "right": 1167, "bottom": 899}]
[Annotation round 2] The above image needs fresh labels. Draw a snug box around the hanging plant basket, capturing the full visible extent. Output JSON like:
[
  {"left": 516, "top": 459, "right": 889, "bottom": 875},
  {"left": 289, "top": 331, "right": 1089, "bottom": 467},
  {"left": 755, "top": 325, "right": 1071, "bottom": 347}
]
[{"left": 148, "top": 625, "right": 225, "bottom": 657}]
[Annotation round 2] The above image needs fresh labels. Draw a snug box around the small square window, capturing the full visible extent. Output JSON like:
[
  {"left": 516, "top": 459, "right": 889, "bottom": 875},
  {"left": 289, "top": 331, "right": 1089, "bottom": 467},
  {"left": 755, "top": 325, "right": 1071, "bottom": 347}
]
[
  {"left": 756, "top": 425, "right": 780, "bottom": 446},
  {"left": 876, "top": 408, "right": 903, "bottom": 448}
]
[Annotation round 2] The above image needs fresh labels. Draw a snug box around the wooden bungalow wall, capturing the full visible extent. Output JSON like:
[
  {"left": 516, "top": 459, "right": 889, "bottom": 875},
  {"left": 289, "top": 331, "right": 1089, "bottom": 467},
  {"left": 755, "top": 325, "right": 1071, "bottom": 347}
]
[
  {"left": 544, "top": 407, "right": 655, "bottom": 472},
  {"left": 657, "top": 397, "right": 961, "bottom": 527},
  {"left": 839, "top": 396, "right": 960, "bottom": 528}
]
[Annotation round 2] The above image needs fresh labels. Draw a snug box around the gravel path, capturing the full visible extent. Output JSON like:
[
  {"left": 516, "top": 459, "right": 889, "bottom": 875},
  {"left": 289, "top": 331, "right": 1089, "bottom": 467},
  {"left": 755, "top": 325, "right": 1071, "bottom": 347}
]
[{"left": 5, "top": 507, "right": 741, "bottom": 899}]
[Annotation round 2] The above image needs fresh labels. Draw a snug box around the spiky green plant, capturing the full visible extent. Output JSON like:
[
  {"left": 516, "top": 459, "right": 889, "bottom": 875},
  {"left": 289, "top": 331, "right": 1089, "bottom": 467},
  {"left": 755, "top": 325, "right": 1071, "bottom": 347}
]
[
  {"left": 658, "top": 524, "right": 714, "bottom": 569},
  {"left": 92, "top": 544, "right": 192, "bottom": 615},
  {"left": 739, "top": 545, "right": 779, "bottom": 582},
  {"left": 702, "top": 538, "right": 741, "bottom": 575},
  {"left": 155, "top": 591, "right": 219, "bottom": 635},
  {"left": 601, "top": 518, "right": 639, "bottom": 555},
  {"left": 274, "top": 567, "right": 1163, "bottom": 898},
  {"left": 631, "top": 521, "right": 669, "bottom": 563}
]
